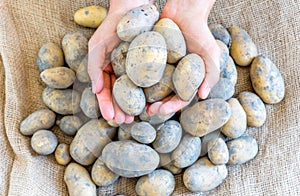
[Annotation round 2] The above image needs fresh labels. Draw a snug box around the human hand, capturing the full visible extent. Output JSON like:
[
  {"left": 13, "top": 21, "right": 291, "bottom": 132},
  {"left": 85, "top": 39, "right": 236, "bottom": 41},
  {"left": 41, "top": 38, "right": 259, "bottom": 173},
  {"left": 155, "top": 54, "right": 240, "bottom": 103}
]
[{"left": 147, "top": 0, "right": 221, "bottom": 115}]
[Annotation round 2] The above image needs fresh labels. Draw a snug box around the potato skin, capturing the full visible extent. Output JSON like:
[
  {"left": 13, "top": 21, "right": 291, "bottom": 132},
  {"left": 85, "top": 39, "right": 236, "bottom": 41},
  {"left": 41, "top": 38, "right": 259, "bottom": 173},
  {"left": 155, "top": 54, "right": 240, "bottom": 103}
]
[
  {"left": 118, "top": 121, "right": 136, "bottom": 141},
  {"left": 209, "top": 78, "right": 235, "bottom": 100},
  {"left": 40, "top": 67, "right": 75, "bottom": 89},
  {"left": 76, "top": 55, "right": 90, "bottom": 83},
  {"left": 207, "top": 138, "right": 229, "bottom": 165},
  {"left": 200, "top": 129, "right": 225, "bottom": 157},
  {"left": 74, "top": 5, "right": 107, "bottom": 28},
  {"left": 31, "top": 130, "right": 58, "bottom": 155},
  {"left": 37, "top": 43, "right": 64, "bottom": 72},
  {"left": 228, "top": 26, "right": 258, "bottom": 66},
  {"left": 111, "top": 42, "right": 129, "bottom": 77},
  {"left": 217, "top": 40, "right": 229, "bottom": 71},
  {"left": 80, "top": 87, "right": 101, "bottom": 118},
  {"left": 91, "top": 158, "right": 119, "bottom": 187},
  {"left": 159, "top": 153, "right": 182, "bottom": 175},
  {"left": 209, "top": 23, "right": 231, "bottom": 46},
  {"left": 20, "top": 108, "right": 56, "bottom": 136},
  {"left": 130, "top": 122, "right": 156, "bottom": 144},
  {"left": 56, "top": 115, "right": 83, "bottom": 136},
  {"left": 139, "top": 108, "right": 175, "bottom": 125},
  {"left": 55, "top": 143, "right": 71, "bottom": 166},
  {"left": 220, "top": 56, "right": 237, "bottom": 86},
  {"left": 250, "top": 55, "right": 285, "bottom": 104}
]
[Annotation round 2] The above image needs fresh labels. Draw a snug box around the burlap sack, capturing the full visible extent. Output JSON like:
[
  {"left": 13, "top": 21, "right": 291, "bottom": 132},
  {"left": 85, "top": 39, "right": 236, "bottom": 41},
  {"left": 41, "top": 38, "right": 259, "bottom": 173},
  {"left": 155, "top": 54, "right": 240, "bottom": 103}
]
[{"left": 0, "top": 0, "right": 299, "bottom": 195}]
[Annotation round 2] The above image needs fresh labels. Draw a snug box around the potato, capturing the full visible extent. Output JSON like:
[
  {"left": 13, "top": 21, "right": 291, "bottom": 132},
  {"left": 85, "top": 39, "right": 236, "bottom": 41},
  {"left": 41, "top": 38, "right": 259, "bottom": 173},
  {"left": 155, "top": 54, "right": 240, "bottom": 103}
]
[
  {"left": 42, "top": 87, "right": 81, "bottom": 115},
  {"left": 101, "top": 140, "right": 159, "bottom": 177},
  {"left": 173, "top": 54, "right": 205, "bottom": 101},
  {"left": 153, "top": 18, "right": 186, "bottom": 63},
  {"left": 130, "top": 122, "right": 156, "bottom": 144},
  {"left": 31, "top": 130, "right": 58, "bottom": 155},
  {"left": 80, "top": 87, "right": 101, "bottom": 118},
  {"left": 55, "top": 143, "right": 71, "bottom": 166},
  {"left": 207, "top": 138, "right": 229, "bottom": 165},
  {"left": 36, "top": 43, "right": 64, "bottom": 72},
  {"left": 250, "top": 55, "right": 285, "bottom": 104},
  {"left": 135, "top": 169, "right": 175, "bottom": 196},
  {"left": 40, "top": 67, "right": 75, "bottom": 89},
  {"left": 76, "top": 55, "right": 90, "bottom": 83},
  {"left": 113, "top": 75, "right": 146, "bottom": 115},
  {"left": 144, "top": 64, "right": 175, "bottom": 103},
  {"left": 118, "top": 121, "right": 136, "bottom": 141},
  {"left": 76, "top": 111, "right": 91, "bottom": 124},
  {"left": 153, "top": 120, "right": 182, "bottom": 153},
  {"left": 228, "top": 26, "right": 258, "bottom": 66},
  {"left": 139, "top": 108, "right": 175, "bottom": 125},
  {"left": 220, "top": 56, "right": 237, "bottom": 86},
  {"left": 217, "top": 40, "right": 230, "bottom": 71},
  {"left": 227, "top": 135, "right": 258, "bottom": 165},
  {"left": 183, "top": 157, "right": 228, "bottom": 193},
  {"left": 62, "top": 31, "right": 88, "bottom": 71},
  {"left": 56, "top": 115, "right": 83, "bottom": 136},
  {"left": 64, "top": 162, "right": 96, "bottom": 196},
  {"left": 126, "top": 31, "right": 167, "bottom": 87},
  {"left": 107, "top": 120, "right": 120, "bottom": 128},
  {"left": 209, "top": 23, "right": 231, "bottom": 46},
  {"left": 91, "top": 158, "right": 119, "bottom": 187},
  {"left": 111, "top": 42, "right": 129, "bottom": 77},
  {"left": 74, "top": 5, "right": 107, "bottom": 28},
  {"left": 70, "top": 119, "right": 116, "bottom": 165},
  {"left": 221, "top": 98, "right": 247, "bottom": 138},
  {"left": 209, "top": 78, "right": 235, "bottom": 100},
  {"left": 238, "top": 91, "right": 266, "bottom": 127},
  {"left": 171, "top": 134, "right": 201, "bottom": 168},
  {"left": 159, "top": 153, "right": 182, "bottom": 175},
  {"left": 200, "top": 129, "right": 225, "bottom": 157},
  {"left": 180, "top": 99, "right": 231, "bottom": 137},
  {"left": 117, "top": 4, "right": 159, "bottom": 42},
  {"left": 72, "top": 78, "right": 90, "bottom": 95},
  {"left": 20, "top": 108, "right": 56, "bottom": 136}
]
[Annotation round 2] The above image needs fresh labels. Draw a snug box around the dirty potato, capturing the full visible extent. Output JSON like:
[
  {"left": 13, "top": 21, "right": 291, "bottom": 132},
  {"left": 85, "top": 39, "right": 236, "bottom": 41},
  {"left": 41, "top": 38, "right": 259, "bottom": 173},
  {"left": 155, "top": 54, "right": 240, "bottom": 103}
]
[
  {"left": 76, "top": 55, "right": 90, "bottom": 83},
  {"left": 209, "top": 78, "right": 235, "bottom": 100},
  {"left": 40, "top": 67, "right": 75, "bottom": 89},
  {"left": 139, "top": 108, "right": 175, "bottom": 125},
  {"left": 130, "top": 122, "right": 156, "bottom": 144},
  {"left": 31, "top": 130, "right": 58, "bottom": 155},
  {"left": 217, "top": 40, "right": 230, "bottom": 71},
  {"left": 220, "top": 56, "right": 237, "bottom": 86},
  {"left": 55, "top": 143, "right": 71, "bottom": 166},
  {"left": 80, "top": 87, "right": 101, "bottom": 118},
  {"left": 91, "top": 158, "right": 119, "bottom": 187},
  {"left": 207, "top": 138, "right": 229, "bottom": 165},
  {"left": 37, "top": 42, "right": 64, "bottom": 72},
  {"left": 209, "top": 23, "right": 231, "bottom": 46},
  {"left": 111, "top": 42, "right": 130, "bottom": 77},
  {"left": 56, "top": 115, "right": 83, "bottom": 136},
  {"left": 74, "top": 5, "right": 107, "bottom": 28}
]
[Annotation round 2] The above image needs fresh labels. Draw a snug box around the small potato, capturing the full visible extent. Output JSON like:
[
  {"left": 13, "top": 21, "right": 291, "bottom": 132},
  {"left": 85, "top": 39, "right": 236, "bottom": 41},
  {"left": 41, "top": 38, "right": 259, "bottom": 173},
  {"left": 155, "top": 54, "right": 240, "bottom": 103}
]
[
  {"left": 159, "top": 153, "right": 182, "bottom": 175},
  {"left": 55, "top": 143, "right": 71, "bottom": 166},
  {"left": 207, "top": 138, "right": 229, "bottom": 165},
  {"left": 250, "top": 55, "right": 285, "bottom": 104},
  {"left": 130, "top": 122, "right": 156, "bottom": 144},
  {"left": 209, "top": 78, "right": 235, "bottom": 100},
  {"left": 227, "top": 135, "right": 258, "bottom": 165},
  {"left": 221, "top": 98, "right": 247, "bottom": 138},
  {"left": 74, "top": 5, "right": 107, "bottom": 28},
  {"left": 117, "top": 4, "right": 159, "bottom": 42},
  {"left": 139, "top": 108, "right": 175, "bottom": 125},
  {"left": 136, "top": 169, "right": 175, "bottom": 196},
  {"left": 62, "top": 32, "right": 88, "bottom": 71},
  {"left": 126, "top": 31, "right": 167, "bottom": 87},
  {"left": 31, "top": 130, "right": 58, "bottom": 155},
  {"left": 76, "top": 55, "right": 90, "bottom": 83},
  {"left": 42, "top": 87, "right": 81, "bottom": 115},
  {"left": 183, "top": 157, "right": 227, "bottom": 193},
  {"left": 171, "top": 134, "right": 201, "bottom": 168},
  {"left": 40, "top": 67, "right": 75, "bottom": 89},
  {"left": 113, "top": 75, "right": 146, "bottom": 116},
  {"left": 80, "top": 87, "right": 101, "bottom": 118},
  {"left": 144, "top": 64, "right": 175, "bottom": 103},
  {"left": 20, "top": 108, "right": 56, "bottom": 136},
  {"left": 173, "top": 54, "right": 205, "bottom": 101},
  {"left": 64, "top": 162, "right": 96, "bottom": 196},
  {"left": 118, "top": 121, "right": 136, "bottom": 141},
  {"left": 238, "top": 92, "right": 266, "bottom": 127},
  {"left": 217, "top": 40, "right": 229, "bottom": 71},
  {"left": 111, "top": 42, "right": 130, "bottom": 77},
  {"left": 37, "top": 43, "right": 64, "bottom": 72},
  {"left": 180, "top": 99, "right": 231, "bottom": 137},
  {"left": 153, "top": 120, "right": 182, "bottom": 153},
  {"left": 209, "top": 23, "right": 231, "bottom": 46},
  {"left": 101, "top": 140, "right": 160, "bottom": 178},
  {"left": 56, "top": 115, "right": 83, "bottom": 136},
  {"left": 91, "top": 158, "right": 119, "bottom": 187},
  {"left": 200, "top": 129, "right": 225, "bottom": 157},
  {"left": 228, "top": 26, "right": 258, "bottom": 66},
  {"left": 220, "top": 56, "right": 237, "bottom": 86},
  {"left": 153, "top": 18, "right": 186, "bottom": 63}
]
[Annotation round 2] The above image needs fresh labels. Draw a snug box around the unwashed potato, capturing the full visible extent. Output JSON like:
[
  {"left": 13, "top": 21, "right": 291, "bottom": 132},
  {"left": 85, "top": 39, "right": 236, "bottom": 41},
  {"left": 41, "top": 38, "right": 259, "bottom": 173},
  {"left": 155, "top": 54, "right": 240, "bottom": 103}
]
[
  {"left": 126, "top": 31, "right": 167, "bottom": 87},
  {"left": 136, "top": 169, "right": 175, "bottom": 196},
  {"left": 117, "top": 4, "right": 159, "bottom": 42},
  {"left": 36, "top": 43, "right": 64, "bottom": 72},
  {"left": 200, "top": 129, "right": 225, "bottom": 157},
  {"left": 91, "top": 158, "right": 119, "bottom": 187},
  {"left": 209, "top": 78, "right": 235, "bottom": 100},
  {"left": 101, "top": 140, "right": 160, "bottom": 178},
  {"left": 183, "top": 157, "right": 228, "bottom": 193},
  {"left": 220, "top": 56, "right": 237, "bottom": 86},
  {"left": 31, "top": 130, "right": 58, "bottom": 155},
  {"left": 217, "top": 40, "right": 229, "bottom": 71},
  {"left": 56, "top": 115, "right": 83, "bottom": 136},
  {"left": 64, "top": 162, "right": 96, "bottom": 196},
  {"left": 130, "top": 122, "right": 156, "bottom": 144},
  {"left": 118, "top": 121, "right": 136, "bottom": 141},
  {"left": 173, "top": 53, "right": 205, "bottom": 101},
  {"left": 207, "top": 138, "right": 229, "bottom": 165},
  {"left": 55, "top": 143, "right": 71, "bottom": 166},
  {"left": 40, "top": 67, "right": 75, "bottom": 89},
  {"left": 80, "top": 87, "right": 101, "bottom": 118},
  {"left": 20, "top": 108, "right": 56, "bottom": 136},
  {"left": 62, "top": 31, "right": 88, "bottom": 71},
  {"left": 139, "top": 108, "right": 175, "bottom": 125},
  {"left": 153, "top": 18, "right": 186, "bottom": 63},
  {"left": 250, "top": 54, "right": 285, "bottom": 104},
  {"left": 74, "top": 5, "right": 107, "bottom": 28},
  {"left": 111, "top": 42, "right": 130, "bottom": 77},
  {"left": 228, "top": 26, "right": 258, "bottom": 66},
  {"left": 76, "top": 55, "right": 90, "bottom": 83},
  {"left": 42, "top": 87, "right": 81, "bottom": 115},
  {"left": 209, "top": 23, "right": 231, "bottom": 46},
  {"left": 159, "top": 153, "right": 182, "bottom": 175}
]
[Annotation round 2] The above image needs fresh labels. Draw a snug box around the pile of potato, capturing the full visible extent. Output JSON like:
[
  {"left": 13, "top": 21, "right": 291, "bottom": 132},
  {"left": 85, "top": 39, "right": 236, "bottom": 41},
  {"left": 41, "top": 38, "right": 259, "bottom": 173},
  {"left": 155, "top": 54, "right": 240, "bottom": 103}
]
[{"left": 20, "top": 4, "right": 285, "bottom": 196}]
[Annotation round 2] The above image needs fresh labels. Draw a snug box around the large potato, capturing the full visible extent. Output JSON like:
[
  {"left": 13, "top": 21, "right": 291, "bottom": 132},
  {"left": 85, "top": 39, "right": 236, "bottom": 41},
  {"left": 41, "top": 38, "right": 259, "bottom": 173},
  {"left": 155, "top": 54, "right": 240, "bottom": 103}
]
[
  {"left": 220, "top": 56, "right": 237, "bottom": 86},
  {"left": 80, "top": 87, "right": 101, "bottom": 118},
  {"left": 180, "top": 99, "right": 231, "bottom": 137},
  {"left": 209, "top": 23, "right": 231, "bottom": 46},
  {"left": 74, "top": 5, "right": 107, "bottom": 28},
  {"left": 217, "top": 40, "right": 229, "bottom": 71},
  {"left": 209, "top": 78, "right": 235, "bottom": 100},
  {"left": 228, "top": 26, "right": 258, "bottom": 66},
  {"left": 250, "top": 55, "right": 285, "bottom": 104},
  {"left": 91, "top": 158, "right": 119, "bottom": 187},
  {"left": 117, "top": 4, "right": 159, "bottom": 42},
  {"left": 126, "top": 31, "right": 167, "bottom": 87},
  {"left": 207, "top": 138, "right": 229, "bottom": 165},
  {"left": 55, "top": 143, "right": 71, "bottom": 166},
  {"left": 101, "top": 140, "right": 160, "bottom": 178},
  {"left": 40, "top": 67, "right": 75, "bottom": 89},
  {"left": 130, "top": 122, "right": 156, "bottom": 144},
  {"left": 139, "top": 108, "right": 175, "bottom": 125},
  {"left": 76, "top": 55, "right": 90, "bottom": 83},
  {"left": 36, "top": 43, "right": 64, "bottom": 72},
  {"left": 20, "top": 108, "right": 56, "bottom": 136},
  {"left": 113, "top": 74, "right": 146, "bottom": 115},
  {"left": 153, "top": 18, "right": 186, "bottom": 63},
  {"left": 31, "top": 130, "right": 58, "bottom": 155},
  {"left": 111, "top": 42, "right": 130, "bottom": 77},
  {"left": 56, "top": 115, "right": 83, "bottom": 136},
  {"left": 173, "top": 54, "right": 205, "bottom": 101}
]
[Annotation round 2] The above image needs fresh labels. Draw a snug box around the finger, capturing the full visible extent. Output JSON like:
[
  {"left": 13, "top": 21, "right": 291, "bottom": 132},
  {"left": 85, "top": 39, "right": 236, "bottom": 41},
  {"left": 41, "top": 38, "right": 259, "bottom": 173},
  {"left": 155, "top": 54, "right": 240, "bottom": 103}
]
[
  {"left": 111, "top": 75, "right": 126, "bottom": 124},
  {"left": 147, "top": 101, "right": 163, "bottom": 116},
  {"left": 159, "top": 95, "right": 191, "bottom": 115},
  {"left": 124, "top": 115, "right": 135, "bottom": 124}
]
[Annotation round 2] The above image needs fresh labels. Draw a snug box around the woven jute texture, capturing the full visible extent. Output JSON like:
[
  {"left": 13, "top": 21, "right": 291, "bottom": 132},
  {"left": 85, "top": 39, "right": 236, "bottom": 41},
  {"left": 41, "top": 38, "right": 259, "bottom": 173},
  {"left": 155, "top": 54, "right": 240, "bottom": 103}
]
[{"left": 0, "top": 0, "right": 299, "bottom": 195}]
